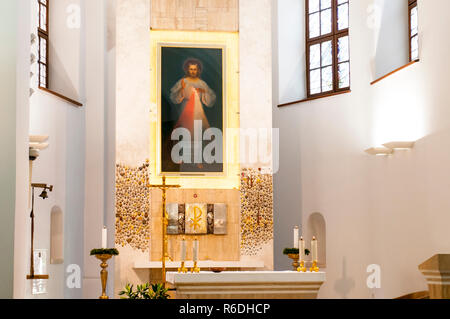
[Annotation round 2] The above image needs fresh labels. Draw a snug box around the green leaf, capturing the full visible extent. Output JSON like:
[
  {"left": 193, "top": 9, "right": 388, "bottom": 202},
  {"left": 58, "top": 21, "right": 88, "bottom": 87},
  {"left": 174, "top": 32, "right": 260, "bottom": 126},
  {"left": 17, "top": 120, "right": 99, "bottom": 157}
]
[
  {"left": 120, "top": 282, "right": 170, "bottom": 299},
  {"left": 283, "top": 248, "right": 299, "bottom": 255},
  {"left": 90, "top": 248, "right": 119, "bottom": 256}
]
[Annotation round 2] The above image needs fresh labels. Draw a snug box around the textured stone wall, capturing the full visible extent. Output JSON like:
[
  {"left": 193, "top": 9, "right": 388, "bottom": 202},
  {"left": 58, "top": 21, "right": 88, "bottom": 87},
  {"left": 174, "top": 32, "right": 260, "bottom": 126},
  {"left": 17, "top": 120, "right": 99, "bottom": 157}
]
[
  {"left": 240, "top": 168, "right": 273, "bottom": 256},
  {"left": 115, "top": 161, "right": 151, "bottom": 252},
  {"left": 151, "top": 0, "right": 239, "bottom": 31},
  {"left": 115, "top": 165, "right": 274, "bottom": 258}
]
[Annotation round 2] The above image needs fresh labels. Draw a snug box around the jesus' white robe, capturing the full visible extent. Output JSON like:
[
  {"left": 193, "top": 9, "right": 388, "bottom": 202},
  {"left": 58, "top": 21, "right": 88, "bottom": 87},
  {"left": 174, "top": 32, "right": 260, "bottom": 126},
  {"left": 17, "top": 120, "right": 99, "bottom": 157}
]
[{"left": 169, "top": 77, "right": 216, "bottom": 135}]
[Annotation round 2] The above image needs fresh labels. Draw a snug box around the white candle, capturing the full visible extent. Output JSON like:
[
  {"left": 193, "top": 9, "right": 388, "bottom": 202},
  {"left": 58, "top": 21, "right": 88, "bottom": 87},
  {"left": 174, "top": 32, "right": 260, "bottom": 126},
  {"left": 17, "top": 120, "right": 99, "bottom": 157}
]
[
  {"left": 193, "top": 238, "right": 199, "bottom": 262},
  {"left": 312, "top": 236, "right": 318, "bottom": 262},
  {"left": 102, "top": 226, "right": 107, "bottom": 249},
  {"left": 293, "top": 226, "right": 299, "bottom": 249},
  {"left": 299, "top": 236, "right": 305, "bottom": 262},
  {"left": 181, "top": 237, "right": 186, "bottom": 262}
]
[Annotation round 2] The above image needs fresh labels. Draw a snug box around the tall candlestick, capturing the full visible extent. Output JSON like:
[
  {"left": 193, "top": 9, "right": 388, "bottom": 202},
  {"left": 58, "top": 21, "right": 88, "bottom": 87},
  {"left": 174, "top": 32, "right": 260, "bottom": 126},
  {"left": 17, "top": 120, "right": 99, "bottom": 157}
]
[
  {"left": 193, "top": 238, "right": 199, "bottom": 262},
  {"left": 297, "top": 236, "right": 307, "bottom": 272},
  {"left": 181, "top": 237, "right": 186, "bottom": 262},
  {"left": 311, "top": 236, "right": 318, "bottom": 262},
  {"left": 293, "top": 226, "right": 299, "bottom": 249},
  {"left": 102, "top": 226, "right": 107, "bottom": 249},
  {"left": 299, "top": 236, "right": 305, "bottom": 262}
]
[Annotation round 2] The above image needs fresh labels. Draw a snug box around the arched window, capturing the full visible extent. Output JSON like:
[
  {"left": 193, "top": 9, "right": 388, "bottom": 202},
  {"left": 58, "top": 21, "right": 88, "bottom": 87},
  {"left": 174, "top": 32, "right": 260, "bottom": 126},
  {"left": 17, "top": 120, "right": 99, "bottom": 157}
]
[
  {"left": 50, "top": 206, "right": 63, "bottom": 264},
  {"left": 306, "top": 212, "right": 326, "bottom": 268},
  {"left": 306, "top": 0, "right": 350, "bottom": 97}
]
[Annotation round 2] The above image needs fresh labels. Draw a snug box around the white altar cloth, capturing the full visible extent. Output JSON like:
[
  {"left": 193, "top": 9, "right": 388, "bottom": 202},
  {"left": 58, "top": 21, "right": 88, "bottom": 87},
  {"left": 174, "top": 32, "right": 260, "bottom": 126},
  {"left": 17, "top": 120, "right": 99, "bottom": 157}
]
[{"left": 166, "top": 271, "right": 326, "bottom": 299}]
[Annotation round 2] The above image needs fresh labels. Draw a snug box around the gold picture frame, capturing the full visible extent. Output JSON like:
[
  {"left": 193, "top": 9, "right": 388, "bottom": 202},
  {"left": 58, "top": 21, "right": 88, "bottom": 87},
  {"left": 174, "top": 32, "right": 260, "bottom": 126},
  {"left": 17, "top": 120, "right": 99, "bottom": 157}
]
[{"left": 150, "top": 30, "right": 240, "bottom": 189}]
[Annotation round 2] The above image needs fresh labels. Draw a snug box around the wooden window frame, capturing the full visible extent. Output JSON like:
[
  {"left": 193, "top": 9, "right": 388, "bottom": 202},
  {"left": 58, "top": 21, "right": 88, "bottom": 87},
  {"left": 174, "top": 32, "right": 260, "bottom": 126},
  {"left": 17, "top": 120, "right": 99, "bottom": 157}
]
[
  {"left": 38, "top": 0, "right": 49, "bottom": 89},
  {"left": 408, "top": 0, "right": 418, "bottom": 62},
  {"left": 305, "top": 0, "right": 350, "bottom": 99}
]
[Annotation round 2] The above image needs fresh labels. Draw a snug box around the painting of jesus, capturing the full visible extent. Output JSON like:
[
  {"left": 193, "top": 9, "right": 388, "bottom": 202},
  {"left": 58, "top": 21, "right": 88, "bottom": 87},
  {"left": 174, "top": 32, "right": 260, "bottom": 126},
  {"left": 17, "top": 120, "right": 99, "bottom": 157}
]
[
  {"left": 160, "top": 46, "right": 224, "bottom": 174},
  {"left": 169, "top": 59, "right": 217, "bottom": 134}
]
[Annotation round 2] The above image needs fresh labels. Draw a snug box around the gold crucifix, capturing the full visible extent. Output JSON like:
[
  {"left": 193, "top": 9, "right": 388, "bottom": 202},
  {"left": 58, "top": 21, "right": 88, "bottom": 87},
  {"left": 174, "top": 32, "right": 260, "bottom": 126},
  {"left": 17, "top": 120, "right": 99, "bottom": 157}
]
[{"left": 147, "top": 176, "right": 181, "bottom": 285}]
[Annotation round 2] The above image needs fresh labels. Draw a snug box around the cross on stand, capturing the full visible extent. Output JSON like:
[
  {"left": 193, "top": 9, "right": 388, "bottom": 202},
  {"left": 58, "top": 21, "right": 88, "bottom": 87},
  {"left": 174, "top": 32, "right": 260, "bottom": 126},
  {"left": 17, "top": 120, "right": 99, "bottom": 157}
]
[{"left": 147, "top": 176, "right": 181, "bottom": 286}]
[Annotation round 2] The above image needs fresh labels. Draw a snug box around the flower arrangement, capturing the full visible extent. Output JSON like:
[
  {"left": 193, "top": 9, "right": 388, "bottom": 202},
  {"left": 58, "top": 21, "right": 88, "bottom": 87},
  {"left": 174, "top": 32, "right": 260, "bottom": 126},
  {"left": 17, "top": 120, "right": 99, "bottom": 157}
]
[
  {"left": 283, "top": 248, "right": 310, "bottom": 256},
  {"left": 119, "top": 283, "right": 170, "bottom": 299},
  {"left": 90, "top": 248, "right": 120, "bottom": 256}
]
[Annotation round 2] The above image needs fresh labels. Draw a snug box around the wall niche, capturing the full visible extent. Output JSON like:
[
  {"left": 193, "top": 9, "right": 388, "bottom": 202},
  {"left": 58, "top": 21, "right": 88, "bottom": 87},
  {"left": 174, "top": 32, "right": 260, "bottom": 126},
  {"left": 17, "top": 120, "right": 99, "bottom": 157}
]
[
  {"left": 306, "top": 212, "right": 326, "bottom": 268},
  {"left": 50, "top": 206, "right": 64, "bottom": 264}
]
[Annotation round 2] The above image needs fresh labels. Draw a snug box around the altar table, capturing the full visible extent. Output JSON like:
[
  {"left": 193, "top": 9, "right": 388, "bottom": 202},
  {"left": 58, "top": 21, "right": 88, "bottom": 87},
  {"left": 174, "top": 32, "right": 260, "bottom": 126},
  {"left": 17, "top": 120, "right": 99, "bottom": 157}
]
[{"left": 166, "top": 271, "right": 326, "bottom": 299}]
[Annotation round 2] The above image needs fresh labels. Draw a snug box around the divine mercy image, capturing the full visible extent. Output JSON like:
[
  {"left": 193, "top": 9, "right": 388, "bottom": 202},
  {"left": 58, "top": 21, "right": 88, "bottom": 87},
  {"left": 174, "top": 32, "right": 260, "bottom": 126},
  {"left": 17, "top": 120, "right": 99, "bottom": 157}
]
[{"left": 161, "top": 46, "right": 224, "bottom": 174}]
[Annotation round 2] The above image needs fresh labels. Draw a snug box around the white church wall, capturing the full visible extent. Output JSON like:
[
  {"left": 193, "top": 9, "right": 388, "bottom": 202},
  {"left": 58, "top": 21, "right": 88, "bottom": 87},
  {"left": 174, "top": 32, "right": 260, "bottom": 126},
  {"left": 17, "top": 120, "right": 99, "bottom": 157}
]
[
  {"left": 276, "top": 0, "right": 410, "bottom": 106},
  {"left": 116, "top": 0, "right": 150, "bottom": 167},
  {"left": 82, "top": 0, "right": 106, "bottom": 299},
  {"left": 240, "top": 0, "right": 274, "bottom": 271},
  {"left": 0, "top": 0, "right": 29, "bottom": 299},
  {"left": 25, "top": 0, "right": 86, "bottom": 299},
  {"left": 369, "top": 0, "right": 450, "bottom": 298},
  {"left": 240, "top": 0, "right": 274, "bottom": 169},
  {"left": 274, "top": 0, "right": 380, "bottom": 298},
  {"left": 277, "top": 0, "right": 306, "bottom": 105},
  {"left": 272, "top": 0, "right": 309, "bottom": 273},
  {"left": 12, "top": 0, "right": 32, "bottom": 300},
  {"left": 28, "top": 92, "right": 70, "bottom": 299},
  {"left": 23, "top": 0, "right": 116, "bottom": 299},
  {"left": 82, "top": 0, "right": 118, "bottom": 299},
  {"left": 48, "top": 0, "right": 83, "bottom": 101},
  {"left": 114, "top": 0, "right": 151, "bottom": 297},
  {"left": 104, "top": 0, "right": 118, "bottom": 300},
  {"left": 27, "top": 98, "right": 86, "bottom": 300},
  {"left": 274, "top": 0, "right": 450, "bottom": 299},
  {"left": 372, "top": 0, "right": 409, "bottom": 80}
]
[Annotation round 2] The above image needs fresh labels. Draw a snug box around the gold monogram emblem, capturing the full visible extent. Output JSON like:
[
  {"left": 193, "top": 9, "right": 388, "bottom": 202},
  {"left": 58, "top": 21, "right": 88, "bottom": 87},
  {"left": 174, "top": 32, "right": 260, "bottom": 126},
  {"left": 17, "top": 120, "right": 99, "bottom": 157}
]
[{"left": 189, "top": 206, "right": 203, "bottom": 232}]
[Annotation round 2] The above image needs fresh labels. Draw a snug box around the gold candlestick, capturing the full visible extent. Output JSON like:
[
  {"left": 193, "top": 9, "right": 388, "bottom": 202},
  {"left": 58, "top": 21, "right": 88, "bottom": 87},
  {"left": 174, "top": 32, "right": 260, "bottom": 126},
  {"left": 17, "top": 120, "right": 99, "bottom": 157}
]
[
  {"left": 310, "top": 260, "right": 320, "bottom": 272},
  {"left": 96, "top": 254, "right": 112, "bottom": 299},
  {"left": 178, "top": 261, "right": 188, "bottom": 273},
  {"left": 297, "top": 260, "right": 307, "bottom": 272},
  {"left": 288, "top": 254, "right": 300, "bottom": 271},
  {"left": 191, "top": 261, "right": 200, "bottom": 273}
]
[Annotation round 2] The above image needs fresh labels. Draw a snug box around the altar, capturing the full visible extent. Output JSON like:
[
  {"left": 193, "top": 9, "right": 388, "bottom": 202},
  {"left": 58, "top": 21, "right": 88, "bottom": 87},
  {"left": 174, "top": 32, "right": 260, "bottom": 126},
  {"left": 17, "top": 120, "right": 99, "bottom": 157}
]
[
  {"left": 112, "top": 1, "right": 318, "bottom": 299},
  {"left": 166, "top": 271, "right": 326, "bottom": 299}
]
